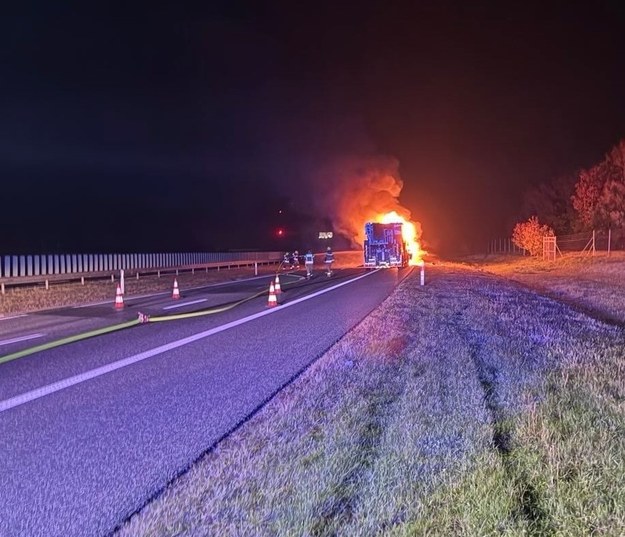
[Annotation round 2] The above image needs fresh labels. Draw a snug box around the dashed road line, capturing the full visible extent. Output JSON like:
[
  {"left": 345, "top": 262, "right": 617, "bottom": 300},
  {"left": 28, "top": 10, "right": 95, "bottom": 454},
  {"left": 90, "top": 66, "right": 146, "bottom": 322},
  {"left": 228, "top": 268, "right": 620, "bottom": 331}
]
[
  {"left": 0, "top": 314, "right": 28, "bottom": 321},
  {"left": 0, "top": 333, "right": 45, "bottom": 347},
  {"left": 162, "top": 299, "right": 208, "bottom": 311}
]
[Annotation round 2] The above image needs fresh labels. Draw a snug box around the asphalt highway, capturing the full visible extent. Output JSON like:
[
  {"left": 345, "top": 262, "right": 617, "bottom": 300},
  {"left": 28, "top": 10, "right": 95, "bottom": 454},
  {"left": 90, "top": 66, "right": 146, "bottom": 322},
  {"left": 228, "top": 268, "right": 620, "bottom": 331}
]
[{"left": 0, "top": 267, "right": 411, "bottom": 537}]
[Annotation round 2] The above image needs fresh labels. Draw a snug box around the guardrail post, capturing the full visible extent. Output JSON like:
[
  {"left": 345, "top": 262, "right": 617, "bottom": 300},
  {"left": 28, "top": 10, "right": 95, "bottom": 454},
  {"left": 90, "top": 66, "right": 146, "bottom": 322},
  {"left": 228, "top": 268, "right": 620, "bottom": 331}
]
[
  {"left": 81, "top": 276, "right": 85, "bottom": 285},
  {"left": 1, "top": 282, "right": 4, "bottom": 295},
  {"left": 255, "top": 262, "right": 258, "bottom": 276},
  {"left": 120, "top": 269, "right": 125, "bottom": 295},
  {"left": 45, "top": 279, "right": 49, "bottom": 290}
]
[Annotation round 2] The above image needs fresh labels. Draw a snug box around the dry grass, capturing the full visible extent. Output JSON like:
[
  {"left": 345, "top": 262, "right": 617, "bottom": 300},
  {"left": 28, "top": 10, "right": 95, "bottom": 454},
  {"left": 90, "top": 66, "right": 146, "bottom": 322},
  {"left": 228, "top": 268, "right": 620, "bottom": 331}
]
[
  {"left": 115, "top": 258, "right": 625, "bottom": 536},
  {"left": 481, "top": 251, "right": 625, "bottom": 325}
]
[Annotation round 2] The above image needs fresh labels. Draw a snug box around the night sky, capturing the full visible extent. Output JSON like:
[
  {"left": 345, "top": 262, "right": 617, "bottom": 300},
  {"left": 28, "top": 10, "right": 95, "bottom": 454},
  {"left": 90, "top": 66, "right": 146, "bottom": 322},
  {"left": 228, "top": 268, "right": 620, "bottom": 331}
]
[{"left": 3, "top": 2, "right": 625, "bottom": 255}]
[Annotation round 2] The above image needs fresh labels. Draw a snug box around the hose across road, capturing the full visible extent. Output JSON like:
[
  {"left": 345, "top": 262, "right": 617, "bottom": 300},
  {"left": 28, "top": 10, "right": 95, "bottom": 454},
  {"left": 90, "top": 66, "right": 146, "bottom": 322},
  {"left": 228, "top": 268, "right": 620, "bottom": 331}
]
[{"left": 0, "top": 269, "right": 358, "bottom": 365}]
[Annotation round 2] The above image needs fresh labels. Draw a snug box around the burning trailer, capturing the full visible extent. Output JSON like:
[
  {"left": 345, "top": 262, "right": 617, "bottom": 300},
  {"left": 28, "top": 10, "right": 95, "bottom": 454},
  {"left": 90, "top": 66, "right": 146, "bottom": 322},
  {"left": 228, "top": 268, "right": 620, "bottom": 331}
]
[{"left": 363, "top": 221, "right": 410, "bottom": 268}]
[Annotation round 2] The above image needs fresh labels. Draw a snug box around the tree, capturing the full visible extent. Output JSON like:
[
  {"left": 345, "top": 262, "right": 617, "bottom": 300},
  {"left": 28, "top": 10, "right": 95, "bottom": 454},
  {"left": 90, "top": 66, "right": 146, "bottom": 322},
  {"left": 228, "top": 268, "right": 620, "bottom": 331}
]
[
  {"left": 512, "top": 216, "right": 554, "bottom": 256},
  {"left": 521, "top": 173, "right": 577, "bottom": 234},
  {"left": 598, "top": 178, "right": 625, "bottom": 229},
  {"left": 572, "top": 139, "right": 625, "bottom": 230},
  {"left": 572, "top": 168, "right": 598, "bottom": 229}
]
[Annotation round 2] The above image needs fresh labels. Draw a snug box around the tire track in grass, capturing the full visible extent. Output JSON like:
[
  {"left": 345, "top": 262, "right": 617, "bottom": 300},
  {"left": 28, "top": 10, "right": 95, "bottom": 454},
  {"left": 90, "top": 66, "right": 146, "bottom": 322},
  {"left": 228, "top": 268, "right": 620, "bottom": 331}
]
[
  {"left": 462, "top": 318, "right": 554, "bottom": 535},
  {"left": 309, "top": 366, "right": 407, "bottom": 536}
]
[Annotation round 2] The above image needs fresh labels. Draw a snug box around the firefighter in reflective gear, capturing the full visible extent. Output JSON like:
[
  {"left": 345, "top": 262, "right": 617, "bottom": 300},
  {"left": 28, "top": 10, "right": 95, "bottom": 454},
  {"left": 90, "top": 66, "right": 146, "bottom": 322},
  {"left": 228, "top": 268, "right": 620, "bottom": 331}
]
[
  {"left": 304, "top": 250, "right": 314, "bottom": 278},
  {"left": 292, "top": 250, "right": 300, "bottom": 269},
  {"left": 324, "top": 246, "right": 335, "bottom": 276},
  {"left": 282, "top": 252, "right": 291, "bottom": 270}
]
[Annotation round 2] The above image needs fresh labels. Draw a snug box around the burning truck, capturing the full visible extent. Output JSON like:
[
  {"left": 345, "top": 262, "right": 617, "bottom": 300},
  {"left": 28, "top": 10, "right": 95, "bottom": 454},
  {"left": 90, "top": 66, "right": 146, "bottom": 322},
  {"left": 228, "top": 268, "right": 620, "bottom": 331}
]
[{"left": 363, "top": 221, "right": 410, "bottom": 268}]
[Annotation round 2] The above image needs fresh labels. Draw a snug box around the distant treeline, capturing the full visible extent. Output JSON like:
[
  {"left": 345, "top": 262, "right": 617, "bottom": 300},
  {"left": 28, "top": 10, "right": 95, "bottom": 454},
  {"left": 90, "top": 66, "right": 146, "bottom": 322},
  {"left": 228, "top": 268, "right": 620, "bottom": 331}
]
[{"left": 517, "top": 139, "right": 625, "bottom": 245}]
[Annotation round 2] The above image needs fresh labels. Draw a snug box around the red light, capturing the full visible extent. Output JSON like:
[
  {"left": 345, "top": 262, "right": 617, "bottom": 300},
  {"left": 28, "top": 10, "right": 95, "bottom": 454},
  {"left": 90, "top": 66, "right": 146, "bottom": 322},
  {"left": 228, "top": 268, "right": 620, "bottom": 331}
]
[{"left": 277, "top": 228, "right": 284, "bottom": 237}]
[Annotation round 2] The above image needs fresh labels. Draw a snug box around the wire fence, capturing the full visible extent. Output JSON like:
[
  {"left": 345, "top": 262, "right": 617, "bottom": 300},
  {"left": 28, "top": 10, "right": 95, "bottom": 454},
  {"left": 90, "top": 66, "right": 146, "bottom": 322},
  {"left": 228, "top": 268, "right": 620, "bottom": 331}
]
[
  {"left": 487, "top": 237, "right": 526, "bottom": 255},
  {"left": 556, "top": 232, "right": 594, "bottom": 253},
  {"left": 557, "top": 230, "right": 618, "bottom": 255},
  {"left": 490, "top": 229, "right": 621, "bottom": 259}
]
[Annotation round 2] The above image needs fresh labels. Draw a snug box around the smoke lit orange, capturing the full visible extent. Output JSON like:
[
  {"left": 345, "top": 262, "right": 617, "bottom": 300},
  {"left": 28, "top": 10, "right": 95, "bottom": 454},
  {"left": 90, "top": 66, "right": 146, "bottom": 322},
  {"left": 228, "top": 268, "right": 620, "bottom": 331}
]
[{"left": 378, "top": 211, "right": 424, "bottom": 265}]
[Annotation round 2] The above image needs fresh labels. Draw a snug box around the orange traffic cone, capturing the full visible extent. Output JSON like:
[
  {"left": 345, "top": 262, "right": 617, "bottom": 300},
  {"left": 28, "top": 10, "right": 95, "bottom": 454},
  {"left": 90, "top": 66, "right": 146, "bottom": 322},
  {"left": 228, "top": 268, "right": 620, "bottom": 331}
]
[
  {"left": 274, "top": 274, "right": 282, "bottom": 294},
  {"left": 114, "top": 284, "right": 124, "bottom": 310},
  {"left": 267, "top": 281, "right": 278, "bottom": 307},
  {"left": 172, "top": 278, "right": 180, "bottom": 299}
]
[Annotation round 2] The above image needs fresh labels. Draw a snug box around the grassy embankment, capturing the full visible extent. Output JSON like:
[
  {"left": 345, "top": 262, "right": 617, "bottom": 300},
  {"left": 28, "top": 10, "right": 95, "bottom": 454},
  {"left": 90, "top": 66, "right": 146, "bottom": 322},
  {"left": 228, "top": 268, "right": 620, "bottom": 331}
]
[{"left": 117, "top": 255, "right": 625, "bottom": 536}]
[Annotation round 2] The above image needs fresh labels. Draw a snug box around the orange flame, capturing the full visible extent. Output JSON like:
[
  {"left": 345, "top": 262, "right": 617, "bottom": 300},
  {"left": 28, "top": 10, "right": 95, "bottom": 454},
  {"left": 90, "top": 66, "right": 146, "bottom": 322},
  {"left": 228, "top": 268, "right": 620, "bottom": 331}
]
[{"left": 378, "top": 211, "right": 424, "bottom": 266}]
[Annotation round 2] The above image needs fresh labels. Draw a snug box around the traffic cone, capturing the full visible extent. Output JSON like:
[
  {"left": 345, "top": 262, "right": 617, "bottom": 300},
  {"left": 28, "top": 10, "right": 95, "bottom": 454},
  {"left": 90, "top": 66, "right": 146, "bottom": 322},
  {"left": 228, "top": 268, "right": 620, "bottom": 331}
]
[
  {"left": 172, "top": 278, "right": 180, "bottom": 299},
  {"left": 274, "top": 274, "right": 282, "bottom": 294},
  {"left": 114, "top": 284, "right": 124, "bottom": 310},
  {"left": 267, "top": 281, "right": 278, "bottom": 307}
]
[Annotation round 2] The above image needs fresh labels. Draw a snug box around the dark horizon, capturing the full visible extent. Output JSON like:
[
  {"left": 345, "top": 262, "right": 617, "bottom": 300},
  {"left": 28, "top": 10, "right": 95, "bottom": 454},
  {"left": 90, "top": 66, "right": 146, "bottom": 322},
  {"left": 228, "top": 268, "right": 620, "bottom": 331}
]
[{"left": 2, "top": 2, "right": 625, "bottom": 255}]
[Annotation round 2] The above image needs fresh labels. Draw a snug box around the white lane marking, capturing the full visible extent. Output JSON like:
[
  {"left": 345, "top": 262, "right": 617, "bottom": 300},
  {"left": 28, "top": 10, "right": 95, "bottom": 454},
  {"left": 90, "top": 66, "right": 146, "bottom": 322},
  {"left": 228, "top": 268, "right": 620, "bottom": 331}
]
[
  {"left": 162, "top": 298, "right": 208, "bottom": 311},
  {"left": 73, "top": 301, "right": 114, "bottom": 308},
  {"left": 0, "top": 333, "right": 45, "bottom": 347},
  {"left": 0, "top": 314, "right": 28, "bottom": 321},
  {"left": 0, "top": 270, "right": 378, "bottom": 413}
]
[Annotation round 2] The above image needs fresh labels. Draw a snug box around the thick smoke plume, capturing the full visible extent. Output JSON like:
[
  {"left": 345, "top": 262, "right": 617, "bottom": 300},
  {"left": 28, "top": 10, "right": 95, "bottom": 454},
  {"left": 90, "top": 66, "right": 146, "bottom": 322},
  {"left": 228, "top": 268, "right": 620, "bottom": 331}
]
[{"left": 311, "top": 155, "right": 422, "bottom": 247}]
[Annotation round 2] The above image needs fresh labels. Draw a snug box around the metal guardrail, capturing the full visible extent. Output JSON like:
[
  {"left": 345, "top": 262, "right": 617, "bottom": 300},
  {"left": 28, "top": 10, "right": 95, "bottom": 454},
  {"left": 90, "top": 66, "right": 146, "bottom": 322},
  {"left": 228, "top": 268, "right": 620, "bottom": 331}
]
[{"left": 0, "top": 251, "right": 282, "bottom": 294}]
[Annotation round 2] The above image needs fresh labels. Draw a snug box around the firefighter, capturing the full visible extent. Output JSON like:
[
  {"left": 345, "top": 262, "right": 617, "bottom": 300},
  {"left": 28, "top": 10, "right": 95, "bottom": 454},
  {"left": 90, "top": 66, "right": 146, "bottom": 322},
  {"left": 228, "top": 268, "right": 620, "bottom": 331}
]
[
  {"left": 324, "top": 246, "right": 335, "bottom": 276},
  {"left": 292, "top": 250, "right": 300, "bottom": 269},
  {"left": 304, "top": 250, "right": 314, "bottom": 278},
  {"left": 282, "top": 251, "right": 291, "bottom": 270}
]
